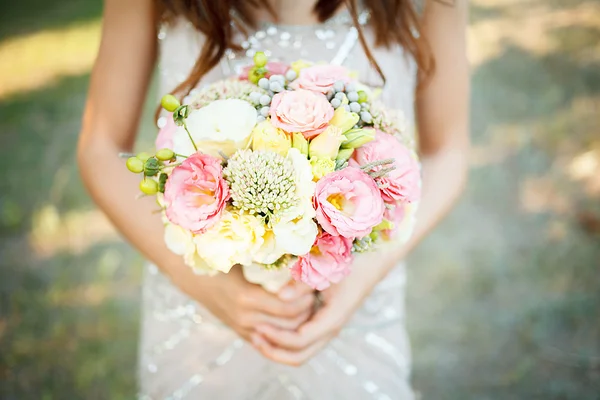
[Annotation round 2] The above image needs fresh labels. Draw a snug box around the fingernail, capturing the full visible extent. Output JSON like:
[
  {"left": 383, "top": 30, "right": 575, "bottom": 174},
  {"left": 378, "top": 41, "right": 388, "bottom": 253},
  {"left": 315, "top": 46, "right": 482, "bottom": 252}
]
[{"left": 279, "top": 287, "right": 296, "bottom": 300}]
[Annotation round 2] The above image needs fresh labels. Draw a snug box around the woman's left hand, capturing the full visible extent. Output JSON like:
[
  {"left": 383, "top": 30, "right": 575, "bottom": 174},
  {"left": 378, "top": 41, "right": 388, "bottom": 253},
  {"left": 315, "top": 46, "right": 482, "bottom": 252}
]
[{"left": 251, "top": 251, "right": 394, "bottom": 366}]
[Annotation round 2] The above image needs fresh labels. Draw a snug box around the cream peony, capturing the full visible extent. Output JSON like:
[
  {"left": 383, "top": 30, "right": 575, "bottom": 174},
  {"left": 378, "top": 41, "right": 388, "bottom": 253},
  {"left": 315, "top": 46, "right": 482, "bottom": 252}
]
[
  {"left": 172, "top": 99, "right": 257, "bottom": 158},
  {"left": 194, "top": 209, "right": 265, "bottom": 273}
]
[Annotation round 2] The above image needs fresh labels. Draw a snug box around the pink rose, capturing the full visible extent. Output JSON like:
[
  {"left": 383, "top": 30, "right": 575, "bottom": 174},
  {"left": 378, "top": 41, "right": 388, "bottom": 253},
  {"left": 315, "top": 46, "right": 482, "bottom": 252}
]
[
  {"left": 314, "top": 167, "right": 385, "bottom": 238},
  {"left": 291, "top": 65, "right": 350, "bottom": 94},
  {"left": 270, "top": 89, "right": 334, "bottom": 139},
  {"left": 163, "top": 153, "right": 230, "bottom": 233},
  {"left": 240, "top": 61, "right": 289, "bottom": 80},
  {"left": 291, "top": 232, "right": 353, "bottom": 290},
  {"left": 155, "top": 114, "right": 176, "bottom": 150},
  {"left": 351, "top": 130, "right": 421, "bottom": 204}
]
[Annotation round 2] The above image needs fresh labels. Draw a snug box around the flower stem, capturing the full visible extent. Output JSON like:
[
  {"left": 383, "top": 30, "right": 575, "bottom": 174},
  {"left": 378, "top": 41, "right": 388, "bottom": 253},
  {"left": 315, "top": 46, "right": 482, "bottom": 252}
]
[
  {"left": 183, "top": 121, "right": 198, "bottom": 152},
  {"left": 161, "top": 162, "right": 183, "bottom": 169},
  {"left": 118, "top": 152, "right": 136, "bottom": 158}
]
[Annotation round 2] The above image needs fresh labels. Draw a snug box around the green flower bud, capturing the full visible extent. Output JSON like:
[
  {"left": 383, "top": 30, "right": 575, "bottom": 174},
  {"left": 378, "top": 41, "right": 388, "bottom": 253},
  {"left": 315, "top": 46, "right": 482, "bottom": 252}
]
[
  {"left": 139, "top": 178, "right": 158, "bottom": 195},
  {"left": 253, "top": 51, "right": 268, "bottom": 68},
  {"left": 357, "top": 90, "right": 368, "bottom": 103},
  {"left": 156, "top": 148, "right": 175, "bottom": 161},
  {"left": 161, "top": 94, "right": 180, "bottom": 112},
  {"left": 144, "top": 157, "right": 160, "bottom": 177},
  {"left": 136, "top": 152, "right": 151, "bottom": 162},
  {"left": 172, "top": 105, "right": 191, "bottom": 126},
  {"left": 126, "top": 157, "right": 144, "bottom": 173},
  {"left": 158, "top": 173, "right": 168, "bottom": 193},
  {"left": 248, "top": 67, "right": 266, "bottom": 84},
  {"left": 341, "top": 128, "right": 376, "bottom": 149},
  {"left": 292, "top": 132, "right": 309, "bottom": 156},
  {"left": 335, "top": 148, "right": 354, "bottom": 163}
]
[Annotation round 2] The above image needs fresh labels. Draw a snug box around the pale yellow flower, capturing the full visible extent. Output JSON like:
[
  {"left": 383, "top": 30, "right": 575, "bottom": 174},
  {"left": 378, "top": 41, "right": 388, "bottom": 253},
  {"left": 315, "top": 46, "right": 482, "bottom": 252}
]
[
  {"left": 310, "top": 157, "right": 336, "bottom": 180},
  {"left": 251, "top": 120, "right": 291, "bottom": 156},
  {"left": 163, "top": 223, "right": 215, "bottom": 275},
  {"left": 329, "top": 106, "right": 360, "bottom": 133},
  {"left": 193, "top": 209, "right": 265, "bottom": 273}
]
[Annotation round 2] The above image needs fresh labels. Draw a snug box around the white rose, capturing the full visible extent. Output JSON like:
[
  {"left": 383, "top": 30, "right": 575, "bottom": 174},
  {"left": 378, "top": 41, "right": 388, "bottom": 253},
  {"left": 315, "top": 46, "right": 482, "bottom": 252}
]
[
  {"left": 194, "top": 209, "right": 265, "bottom": 273},
  {"left": 173, "top": 99, "right": 257, "bottom": 158}
]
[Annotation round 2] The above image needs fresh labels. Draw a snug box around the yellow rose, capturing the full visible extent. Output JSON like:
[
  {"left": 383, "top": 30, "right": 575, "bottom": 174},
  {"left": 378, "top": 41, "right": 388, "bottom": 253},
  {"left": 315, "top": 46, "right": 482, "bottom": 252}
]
[
  {"left": 251, "top": 120, "right": 291, "bottom": 156},
  {"left": 309, "top": 125, "right": 344, "bottom": 159},
  {"left": 329, "top": 107, "right": 360, "bottom": 133},
  {"left": 194, "top": 209, "right": 265, "bottom": 273},
  {"left": 291, "top": 59, "right": 313, "bottom": 74},
  {"left": 310, "top": 157, "right": 336, "bottom": 180}
]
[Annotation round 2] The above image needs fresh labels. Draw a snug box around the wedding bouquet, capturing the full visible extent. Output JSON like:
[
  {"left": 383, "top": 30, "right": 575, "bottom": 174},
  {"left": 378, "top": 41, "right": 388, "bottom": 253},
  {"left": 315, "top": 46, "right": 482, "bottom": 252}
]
[{"left": 125, "top": 53, "right": 421, "bottom": 291}]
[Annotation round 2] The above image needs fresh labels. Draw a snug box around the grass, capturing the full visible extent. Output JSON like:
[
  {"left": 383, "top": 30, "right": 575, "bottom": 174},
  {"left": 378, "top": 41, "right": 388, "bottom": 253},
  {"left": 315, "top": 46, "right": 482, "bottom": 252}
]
[{"left": 0, "top": 0, "right": 599, "bottom": 398}]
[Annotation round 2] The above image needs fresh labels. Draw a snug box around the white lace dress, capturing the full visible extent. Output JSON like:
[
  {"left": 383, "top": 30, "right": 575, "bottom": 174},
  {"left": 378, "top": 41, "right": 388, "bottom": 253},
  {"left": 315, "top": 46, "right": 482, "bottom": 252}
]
[{"left": 138, "top": 11, "right": 418, "bottom": 400}]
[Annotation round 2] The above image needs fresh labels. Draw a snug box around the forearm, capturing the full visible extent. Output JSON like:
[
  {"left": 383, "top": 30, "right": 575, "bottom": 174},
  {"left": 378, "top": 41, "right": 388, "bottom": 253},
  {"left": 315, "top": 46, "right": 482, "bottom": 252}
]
[
  {"left": 77, "top": 134, "right": 195, "bottom": 283},
  {"left": 370, "top": 142, "right": 469, "bottom": 282}
]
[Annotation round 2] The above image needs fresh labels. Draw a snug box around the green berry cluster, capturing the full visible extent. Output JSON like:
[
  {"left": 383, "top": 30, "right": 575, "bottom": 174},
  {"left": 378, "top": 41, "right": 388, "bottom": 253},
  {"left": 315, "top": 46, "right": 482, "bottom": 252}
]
[
  {"left": 126, "top": 149, "right": 176, "bottom": 195},
  {"left": 246, "top": 52, "right": 299, "bottom": 121}
]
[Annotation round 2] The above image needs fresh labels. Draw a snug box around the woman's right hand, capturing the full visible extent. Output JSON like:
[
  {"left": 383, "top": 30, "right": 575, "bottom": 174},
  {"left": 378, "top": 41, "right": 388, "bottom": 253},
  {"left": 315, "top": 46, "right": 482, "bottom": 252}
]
[{"left": 172, "top": 265, "right": 315, "bottom": 342}]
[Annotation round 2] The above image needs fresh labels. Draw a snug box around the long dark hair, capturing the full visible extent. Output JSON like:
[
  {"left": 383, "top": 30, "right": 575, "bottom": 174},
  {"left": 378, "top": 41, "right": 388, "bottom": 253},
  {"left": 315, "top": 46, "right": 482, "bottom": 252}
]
[{"left": 156, "top": 0, "right": 432, "bottom": 106}]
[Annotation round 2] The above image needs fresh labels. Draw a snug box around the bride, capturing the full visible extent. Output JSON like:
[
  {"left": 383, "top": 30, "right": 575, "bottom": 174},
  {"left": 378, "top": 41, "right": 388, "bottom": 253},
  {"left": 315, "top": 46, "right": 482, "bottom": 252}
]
[{"left": 78, "top": 0, "right": 468, "bottom": 398}]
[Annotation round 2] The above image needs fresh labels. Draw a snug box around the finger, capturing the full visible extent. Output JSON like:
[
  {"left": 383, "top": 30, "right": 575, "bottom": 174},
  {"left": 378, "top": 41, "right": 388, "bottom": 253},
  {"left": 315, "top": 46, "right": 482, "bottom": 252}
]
[
  {"left": 251, "top": 332, "right": 329, "bottom": 367},
  {"left": 256, "top": 303, "right": 340, "bottom": 350},
  {"left": 278, "top": 281, "right": 315, "bottom": 301},
  {"left": 254, "top": 310, "right": 312, "bottom": 331},
  {"left": 249, "top": 289, "right": 314, "bottom": 318}
]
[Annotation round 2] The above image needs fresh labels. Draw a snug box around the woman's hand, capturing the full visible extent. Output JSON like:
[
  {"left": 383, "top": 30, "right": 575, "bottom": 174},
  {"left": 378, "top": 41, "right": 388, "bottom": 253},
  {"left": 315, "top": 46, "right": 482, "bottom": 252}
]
[
  {"left": 173, "top": 265, "right": 315, "bottom": 343},
  {"left": 250, "top": 251, "right": 393, "bottom": 366}
]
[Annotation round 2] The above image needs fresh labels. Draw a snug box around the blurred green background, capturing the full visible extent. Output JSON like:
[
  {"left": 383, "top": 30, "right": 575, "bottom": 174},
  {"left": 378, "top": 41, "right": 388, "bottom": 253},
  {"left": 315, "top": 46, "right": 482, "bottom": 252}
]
[{"left": 0, "top": 0, "right": 599, "bottom": 399}]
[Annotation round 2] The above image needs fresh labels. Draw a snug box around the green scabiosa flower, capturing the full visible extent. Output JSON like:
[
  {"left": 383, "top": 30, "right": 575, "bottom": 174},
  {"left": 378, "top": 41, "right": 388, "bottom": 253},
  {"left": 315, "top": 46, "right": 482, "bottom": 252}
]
[{"left": 224, "top": 150, "right": 298, "bottom": 221}]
